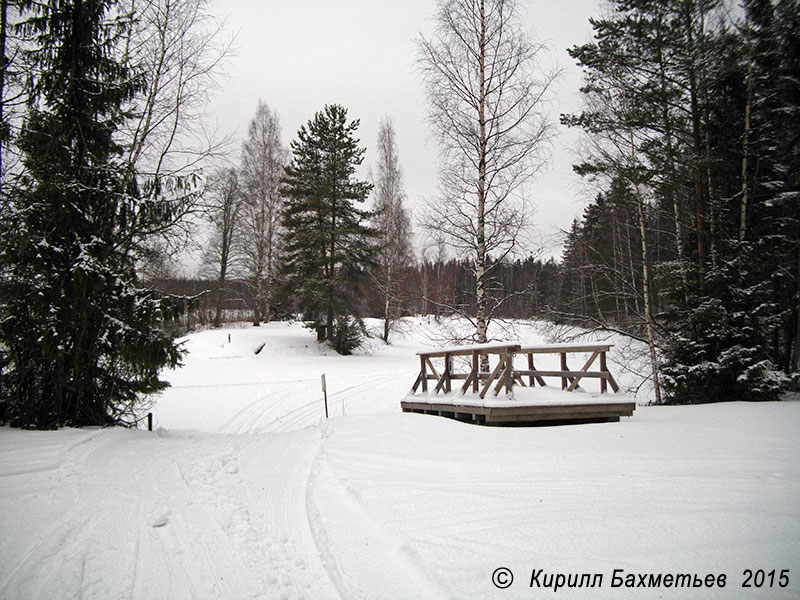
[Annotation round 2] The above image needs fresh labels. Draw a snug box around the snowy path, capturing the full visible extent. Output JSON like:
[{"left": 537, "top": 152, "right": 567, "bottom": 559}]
[
  {"left": 2, "top": 322, "right": 799, "bottom": 599},
  {"left": 2, "top": 401, "right": 799, "bottom": 599},
  {"left": 307, "top": 420, "right": 448, "bottom": 600},
  {"left": 0, "top": 426, "right": 340, "bottom": 600}
]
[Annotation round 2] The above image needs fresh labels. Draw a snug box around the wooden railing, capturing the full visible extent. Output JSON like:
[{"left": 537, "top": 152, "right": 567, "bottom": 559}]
[
  {"left": 410, "top": 342, "right": 619, "bottom": 400},
  {"left": 412, "top": 343, "right": 519, "bottom": 399},
  {"left": 517, "top": 344, "right": 619, "bottom": 394}
]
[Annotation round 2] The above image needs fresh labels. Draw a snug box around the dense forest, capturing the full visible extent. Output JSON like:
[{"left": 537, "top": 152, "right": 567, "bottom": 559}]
[
  {"left": 1, "top": 0, "right": 797, "bottom": 429},
  {"left": 148, "top": 256, "right": 562, "bottom": 330},
  {"left": 558, "top": 0, "right": 799, "bottom": 403}
]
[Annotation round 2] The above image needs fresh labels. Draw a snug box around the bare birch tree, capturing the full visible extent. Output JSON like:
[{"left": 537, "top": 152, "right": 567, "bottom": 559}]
[
  {"left": 240, "top": 101, "right": 286, "bottom": 326},
  {"left": 201, "top": 167, "right": 242, "bottom": 328},
  {"left": 371, "top": 117, "right": 412, "bottom": 343},
  {"left": 120, "top": 0, "right": 232, "bottom": 258},
  {"left": 417, "top": 0, "right": 556, "bottom": 345},
  {"left": 0, "top": 0, "right": 22, "bottom": 189},
  {"left": 122, "top": 0, "right": 230, "bottom": 176}
]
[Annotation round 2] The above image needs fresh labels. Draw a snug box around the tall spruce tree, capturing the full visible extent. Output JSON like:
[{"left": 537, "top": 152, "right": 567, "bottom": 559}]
[
  {"left": 280, "top": 104, "right": 375, "bottom": 354},
  {"left": 0, "top": 0, "right": 183, "bottom": 428},
  {"left": 743, "top": 0, "right": 800, "bottom": 374}
]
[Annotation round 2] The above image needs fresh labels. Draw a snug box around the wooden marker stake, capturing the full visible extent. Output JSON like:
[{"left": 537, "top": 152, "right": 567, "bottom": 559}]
[{"left": 321, "top": 374, "right": 328, "bottom": 419}]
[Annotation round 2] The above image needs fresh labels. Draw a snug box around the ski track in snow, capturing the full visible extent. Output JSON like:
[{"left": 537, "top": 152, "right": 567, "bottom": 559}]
[
  {"left": 0, "top": 426, "right": 340, "bottom": 600},
  {"left": 212, "top": 371, "right": 409, "bottom": 435},
  {"left": 2, "top": 321, "right": 799, "bottom": 599},
  {"left": 306, "top": 420, "right": 448, "bottom": 600}
]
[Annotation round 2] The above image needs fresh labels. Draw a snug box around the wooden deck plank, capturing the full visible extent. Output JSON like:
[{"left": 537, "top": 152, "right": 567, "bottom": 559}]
[
  {"left": 519, "top": 343, "right": 612, "bottom": 354},
  {"left": 417, "top": 343, "right": 521, "bottom": 358},
  {"left": 514, "top": 370, "right": 612, "bottom": 379},
  {"left": 401, "top": 398, "right": 636, "bottom": 427}
]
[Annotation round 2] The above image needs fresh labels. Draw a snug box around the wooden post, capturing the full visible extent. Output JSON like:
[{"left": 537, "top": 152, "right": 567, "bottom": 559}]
[
  {"left": 321, "top": 374, "right": 328, "bottom": 418},
  {"left": 527, "top": 352, "right": 535, "bottom": 387},
  {"left": 505, "top": 351, "right": 514, "bottom": 395},
  {"left": 479, "top": 356, "right": 505, "bottom": 399},
  {"left": 444, "top": 353, "right": 451, "bottom": 393},
  {"left": 472, "top": 350, "right": 479, "bottom": 392},
  {"left": 600, "top": 352, "right": 608, "bottom": 394},
  {"left": 420, "top": 355, "right": 428, "bottom": 392},
  {"left": 560, "top": 352, "right": 568, "bottom": 390},
  {"left": 147, "top": 412, "right": 153, "bottom": 431}
]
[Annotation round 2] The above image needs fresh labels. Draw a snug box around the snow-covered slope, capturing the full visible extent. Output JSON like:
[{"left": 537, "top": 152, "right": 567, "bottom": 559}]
[{"left": 1, "top": 319, "right": 797, "bottom": 599}]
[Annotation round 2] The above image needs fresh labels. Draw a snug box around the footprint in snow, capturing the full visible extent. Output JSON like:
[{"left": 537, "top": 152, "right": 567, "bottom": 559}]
[{"left": 150, "top": 508, "right": 172, "bottom": 528}]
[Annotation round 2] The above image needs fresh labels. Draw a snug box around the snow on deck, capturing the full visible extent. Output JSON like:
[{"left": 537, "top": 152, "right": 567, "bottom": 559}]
[{"left": 404, "top": 388, "right": 630, "bottom": 407}]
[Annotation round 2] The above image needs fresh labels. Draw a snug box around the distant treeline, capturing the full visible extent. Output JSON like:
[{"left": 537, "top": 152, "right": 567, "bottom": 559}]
[{"left": 150, "top": 256, "right": 563, "bottom": 330}]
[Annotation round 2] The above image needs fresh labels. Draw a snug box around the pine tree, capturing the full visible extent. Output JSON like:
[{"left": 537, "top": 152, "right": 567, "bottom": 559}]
[
  {"left": 279, "top": 104, "right": 375, "bottom": 354},
  {"left": 0, "top": 0, "right": 183, "bottom": 428}
]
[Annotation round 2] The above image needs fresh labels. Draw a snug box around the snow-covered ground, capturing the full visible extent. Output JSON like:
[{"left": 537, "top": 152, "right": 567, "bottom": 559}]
[{"left": 1, "top": 318, "right": 798, "bottom": 599}]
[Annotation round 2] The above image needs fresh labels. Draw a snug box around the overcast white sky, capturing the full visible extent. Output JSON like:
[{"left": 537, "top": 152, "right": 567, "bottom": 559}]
[{"left": 206, "top": 0, "right": 604, "bottom": 260}]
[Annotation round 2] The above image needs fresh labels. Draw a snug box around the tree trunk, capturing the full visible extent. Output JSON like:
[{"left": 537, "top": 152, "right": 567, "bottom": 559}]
[
  {"left": 655, "top": 15, "right": 689, "bottom": 300},
  {"left": 265, "top": 206, "right": 275, "bottom": 324},
  {"left": 474, "top": 0, "right": 490, "bottom": 376},
  {"left": 421, "top": 262, "right": 429, "bottom": 315},
  {"left": 629, "top": 126, "right": 662, "bottom": 405},
  {"left": 383, "top": 268, "right": 392, "bottom": 343},
  {"left": 328, "top": 191, "right": 336, "bottom": 341},
  {"left": 740, "top": 43, "right": 753, "bottom": 242},
  {"left": 635, "top": 187, "right": 662, "bottom": 404},
  {"left": 698, "top": 5, "right": 717, "bottom": 271},
  {"left": 612, "top": 210, "right": 621, "bottom": 321},
  {"left": 214, "top": 270, "right": 225, "bottom": 328},
  {"left": 475, "top": 0, "right": 488, "bottom": 350},
  {"left": 383, "top": 296, "right": 391, "bottom": 343},
  {"left": 0, "top": 0, "right": 7, "bottom": 184},
  {"left": 253, "top": 276, "right": 262, "bottom": 327},
  {"left": 625, "top": 221, "right": 641, "bottom": 315},
  {"left": 685, "top": 4, "right": 708, "bottom": 276},
  {"left": 690, "top": 80, "right": 707, "bottom": 274}
]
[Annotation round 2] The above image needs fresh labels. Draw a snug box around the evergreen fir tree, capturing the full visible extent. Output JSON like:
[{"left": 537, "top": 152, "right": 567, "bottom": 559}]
[
  {"left": 279, "top": 104, "right": 375, "bottom": 354},
  {"left": 661, "top": 251, "right": 786, "bottom": 403},
  {"left": 0, "top": 0, "right": 183, "bottom": 428},
  {"left": 744, "top": 0, "right": 800, "bottom": 375}
]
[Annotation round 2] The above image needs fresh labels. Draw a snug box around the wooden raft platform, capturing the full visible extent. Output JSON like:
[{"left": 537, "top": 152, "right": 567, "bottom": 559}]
[{"left": 401, "top": 342, "right": 636, "bottom": 426}]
